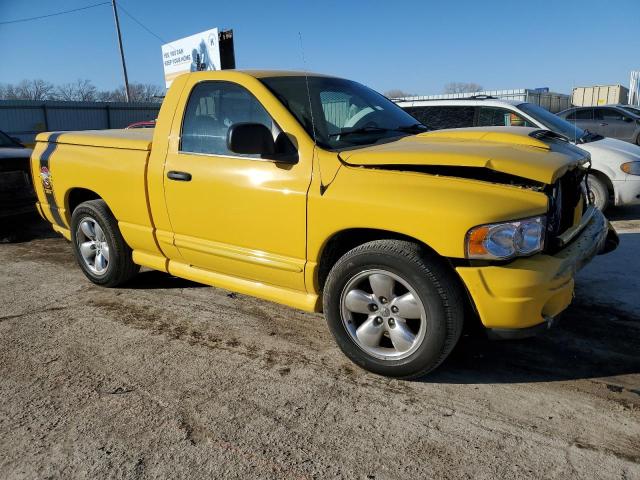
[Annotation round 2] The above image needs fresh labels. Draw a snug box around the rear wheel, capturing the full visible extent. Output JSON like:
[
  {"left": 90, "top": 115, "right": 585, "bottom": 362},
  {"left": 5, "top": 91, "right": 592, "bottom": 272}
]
[
  {"left": 71, "top": 200, "right": 139, "bottom": 287},
  {"left": 587, "top": 174, "right": 609, "bottom": 211},
  {"left": 323, "top": 240, "right": 464, "bottom": 379}
]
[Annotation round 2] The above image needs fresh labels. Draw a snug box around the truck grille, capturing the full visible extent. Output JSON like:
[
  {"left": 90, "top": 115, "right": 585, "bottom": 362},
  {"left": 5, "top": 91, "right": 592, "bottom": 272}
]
[{"left": 546, "top": 168, "right": 586, "bottom": 252}]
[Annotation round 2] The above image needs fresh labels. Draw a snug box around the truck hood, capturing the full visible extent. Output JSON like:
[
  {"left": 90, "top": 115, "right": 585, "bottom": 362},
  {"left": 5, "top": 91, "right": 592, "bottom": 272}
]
[{"left": 339, "top": 127, "right": 588, "bottom": 185}]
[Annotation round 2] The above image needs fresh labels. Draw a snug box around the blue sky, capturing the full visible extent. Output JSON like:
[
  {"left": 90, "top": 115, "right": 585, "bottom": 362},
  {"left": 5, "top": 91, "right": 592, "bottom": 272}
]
[{"left": 1, "top": 0, "right": 638, "bottom": 95}]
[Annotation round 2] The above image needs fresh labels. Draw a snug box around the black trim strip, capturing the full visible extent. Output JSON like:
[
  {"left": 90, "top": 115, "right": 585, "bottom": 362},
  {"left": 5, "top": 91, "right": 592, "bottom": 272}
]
[{"left": 39, "top": 132, "right": 66, "bottom": 228}]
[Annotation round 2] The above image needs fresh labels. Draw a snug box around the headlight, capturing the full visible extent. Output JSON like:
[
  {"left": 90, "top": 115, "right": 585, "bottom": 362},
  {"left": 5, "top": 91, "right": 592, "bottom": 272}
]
[
  {"left": 620, "top": 161, "right": 640, "bottom": 176},
  {"left": 466, "top": 216, "right": 546, "bottom": 260}
]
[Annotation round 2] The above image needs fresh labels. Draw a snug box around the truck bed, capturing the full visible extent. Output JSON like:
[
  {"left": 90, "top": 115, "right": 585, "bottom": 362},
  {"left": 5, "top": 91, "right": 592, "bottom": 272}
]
[
  {"left": 35, "top": 129, "right": 153, "bottom": 151},
  {"left": 31, "top": 129, "right": 155, "bottom": 250}
]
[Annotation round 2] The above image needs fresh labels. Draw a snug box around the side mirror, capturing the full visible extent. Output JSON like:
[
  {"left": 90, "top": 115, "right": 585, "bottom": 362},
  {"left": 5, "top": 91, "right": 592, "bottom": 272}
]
[{"left": 227, "top": 123, "right": 275, "bottom": 156}]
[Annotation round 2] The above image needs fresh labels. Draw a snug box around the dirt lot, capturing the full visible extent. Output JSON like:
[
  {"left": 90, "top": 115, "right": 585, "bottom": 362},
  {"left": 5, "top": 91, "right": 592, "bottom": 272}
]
[{"left": 1, "top": 209, "right": 639, "bottom": 479}]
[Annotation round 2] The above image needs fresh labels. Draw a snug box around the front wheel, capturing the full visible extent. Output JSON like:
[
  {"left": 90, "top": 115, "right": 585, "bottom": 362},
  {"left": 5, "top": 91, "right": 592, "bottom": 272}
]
[
  {"left": 323, "top": 240, "right": 464, "bottom": 379},
  {"left": 587, "top": 175, "right": 609, "bottom": 211}
]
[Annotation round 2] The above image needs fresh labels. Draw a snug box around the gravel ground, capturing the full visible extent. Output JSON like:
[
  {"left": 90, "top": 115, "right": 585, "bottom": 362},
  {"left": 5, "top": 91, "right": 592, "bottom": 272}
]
[{"left": 0, "top": 209, "right": 639, "bottom": 480}]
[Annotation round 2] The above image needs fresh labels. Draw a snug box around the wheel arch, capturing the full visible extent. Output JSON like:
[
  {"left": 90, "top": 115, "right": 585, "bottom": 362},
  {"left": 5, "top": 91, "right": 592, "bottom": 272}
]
[
  {"left": 313, "top": 227, "right": 482, "bottom": 330},
  {"left": 65, "top": 187, "right": 103, "bottom": 221},
  {"left": 589, "top": 168, "right": 614, "bottom": 198},
  {"left": 315, "top": 228, "right": 447, "bottom": 292}
]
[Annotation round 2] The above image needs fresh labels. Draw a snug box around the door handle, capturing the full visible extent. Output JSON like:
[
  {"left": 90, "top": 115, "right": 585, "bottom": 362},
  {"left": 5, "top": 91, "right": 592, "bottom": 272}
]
[
  {"left": 167, "top": 171, "right": 192, "bottom": 181},
  {"left": 599, "top": 122, "right": 608, "bottom": 126}
]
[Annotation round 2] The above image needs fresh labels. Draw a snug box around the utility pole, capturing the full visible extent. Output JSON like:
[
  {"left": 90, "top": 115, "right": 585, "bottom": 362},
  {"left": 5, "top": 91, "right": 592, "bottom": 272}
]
[{"left": 111, "top": 0, "right": 130, "bottom": 102}]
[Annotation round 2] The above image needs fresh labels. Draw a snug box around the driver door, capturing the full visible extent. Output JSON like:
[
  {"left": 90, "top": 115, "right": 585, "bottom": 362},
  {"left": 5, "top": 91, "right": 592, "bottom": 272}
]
[{"left": 162, "top": 80, "right": 312, "bottom": 291}]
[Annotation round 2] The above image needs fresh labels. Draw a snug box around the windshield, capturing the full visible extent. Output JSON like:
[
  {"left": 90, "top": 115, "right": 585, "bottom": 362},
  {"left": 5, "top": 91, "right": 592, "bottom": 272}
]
[
  {"left": 621, "top": 106, "right": 640, "bottom": 118},
  {"left": 0, "top": 130, "right": 19, "bottom": 148},
  {"left": 518, "top": 103, "right": 592, "bottom": 143},
  {"left": 260, "top": 76, "right": 427, "bottom": 150}
]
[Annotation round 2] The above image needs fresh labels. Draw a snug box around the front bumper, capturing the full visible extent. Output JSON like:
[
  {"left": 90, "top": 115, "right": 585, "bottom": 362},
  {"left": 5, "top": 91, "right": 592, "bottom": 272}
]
[{"left": 456, "top": 207, "right": 616, "bottom": 336}]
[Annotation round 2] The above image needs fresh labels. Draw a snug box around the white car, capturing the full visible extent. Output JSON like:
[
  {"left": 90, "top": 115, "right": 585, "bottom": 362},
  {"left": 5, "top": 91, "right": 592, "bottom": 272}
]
[{"left": 397, "top": 98, "right": 640, "bottom": 210}]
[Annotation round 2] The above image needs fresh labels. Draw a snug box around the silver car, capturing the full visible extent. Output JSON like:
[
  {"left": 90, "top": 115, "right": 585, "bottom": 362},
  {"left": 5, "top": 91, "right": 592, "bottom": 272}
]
[{"left": 557, "top": 105, "right": 640, "bottom": 145}]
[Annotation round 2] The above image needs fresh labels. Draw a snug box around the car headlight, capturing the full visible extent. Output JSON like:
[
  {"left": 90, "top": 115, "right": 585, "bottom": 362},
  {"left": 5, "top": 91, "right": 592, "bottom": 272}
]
[
  {"left": 466, "top": 216, "right": 546, "bottom": 260},
  {"left": 620, "top": 161, "right": 640, "bottom": 176}
]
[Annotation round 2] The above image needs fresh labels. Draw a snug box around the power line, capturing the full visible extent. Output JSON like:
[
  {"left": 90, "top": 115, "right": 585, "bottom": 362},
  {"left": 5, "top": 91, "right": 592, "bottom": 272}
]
[
  {"left": 0, "top": 2, "right": 110, "bottom": 26},
  {"left": 116, "top": 2, "right": 168, "bottom": 44}
]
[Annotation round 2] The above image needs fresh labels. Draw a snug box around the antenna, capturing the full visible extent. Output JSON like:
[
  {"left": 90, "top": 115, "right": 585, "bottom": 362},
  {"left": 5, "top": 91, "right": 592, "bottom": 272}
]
[
  {"left": 299, "top": 31, "right": 332, "bottom": 194},
  {"left": 298, "top": 32, "right": 317, "bottom": 145}
]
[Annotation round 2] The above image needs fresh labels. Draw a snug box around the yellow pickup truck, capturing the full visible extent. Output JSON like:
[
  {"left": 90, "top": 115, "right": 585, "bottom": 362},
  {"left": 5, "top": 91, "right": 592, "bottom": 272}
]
[{"left": 31, "top": 71, "right": 617, "bottom": 378}]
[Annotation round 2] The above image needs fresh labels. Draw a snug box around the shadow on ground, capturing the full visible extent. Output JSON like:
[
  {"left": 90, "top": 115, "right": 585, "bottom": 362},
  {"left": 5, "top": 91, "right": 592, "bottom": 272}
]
[
  {"left": 607, "top": 204, "right": 640, "bottom": 222},
  {"left": 124, "top": 270, "right": 206, "bottom": 290},
  {"left": 426, "top": 297, "right": 640, "bottom": 385},
  {"left": 0, "top": 212, "right": 57, "bottom": 243}
]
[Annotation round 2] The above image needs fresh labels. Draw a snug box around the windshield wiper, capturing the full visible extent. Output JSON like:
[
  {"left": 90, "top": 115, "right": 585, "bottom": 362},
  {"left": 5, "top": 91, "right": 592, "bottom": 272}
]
[
  {"left": 396, "top": 122, "right": 430, "bottom": 133},
  {"left": 329, "top": 123, "right": 429, "bottom": 138},
  {"left": 329, "top": 126, "right": 391, "bottom": 138}
]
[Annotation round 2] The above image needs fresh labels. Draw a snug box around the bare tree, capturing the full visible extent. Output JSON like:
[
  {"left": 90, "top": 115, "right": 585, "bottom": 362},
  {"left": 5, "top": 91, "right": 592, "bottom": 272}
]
[
  {"left": 443, "top": 82, "right": 484, "bottom": 94},
  {"left": 55, "top": 79, "right": 97, "bottom": 101},
  {"left": 0, "top": 83, "right": 22, "bottom": 100},
  {"left": 0, "top": 79, "right": 163, "bottom": 103},
  {"left": 0, "top": 84, "right": 20, "bottom": 100},
  {"left": 129, "top": 83, "right": 164, "bottom": 102},
  {"left": 13, "top": 79, "right": 55, "bottom": 100},
  {"left": 384, "top": 89, "right": 414, "bottom": 99},
  {"left": 95, "top": 89, "right": 119, "bottom": 102},
  {"left": 96, "top": 83, "right": 164, "bottom": 103}
]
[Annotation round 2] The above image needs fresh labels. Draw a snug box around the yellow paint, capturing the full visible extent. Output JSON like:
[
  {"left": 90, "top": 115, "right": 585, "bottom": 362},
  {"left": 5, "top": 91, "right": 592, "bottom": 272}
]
[
  {"left": 343, "top": 128, "right": 586, "bottom": 184},
  {"left": 31, "top": 70, "right": 600, "bottom": 332}
]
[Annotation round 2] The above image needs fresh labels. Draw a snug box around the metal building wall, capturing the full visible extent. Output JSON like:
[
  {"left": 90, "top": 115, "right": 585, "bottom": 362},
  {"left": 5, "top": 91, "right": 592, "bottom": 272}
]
[{"left": 0, "top": 100, "right": 161, "bottom": 145}]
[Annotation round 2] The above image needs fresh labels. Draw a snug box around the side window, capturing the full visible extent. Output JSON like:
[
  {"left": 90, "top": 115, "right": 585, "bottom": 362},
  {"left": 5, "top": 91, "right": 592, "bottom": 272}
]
[
  {"left": 405, "top": 106, "right": 474, "bottom": 130},
  {"left": 598, "top": 108, "right": 624, "bottom": 121},
  {"left": 477, "top": 107, "right": 534, "bottom": 127},
  {"left": 181, "top": 81, "right": 275, "bottom": 156},
  {"left": 575, "top": 109, "right": 593, "bottom": 120},
  {"left": 404, "top": 107, "right": 440, "bottom": 128}
]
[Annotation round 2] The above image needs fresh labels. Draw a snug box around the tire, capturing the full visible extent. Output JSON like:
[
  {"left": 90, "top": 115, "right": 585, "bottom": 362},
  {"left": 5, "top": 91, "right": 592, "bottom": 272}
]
[
  {"left": 323, "top": 240, "right": 464, "bottom": 379},
  {"left": 587, "top": 174, "right": 609, "bottom": 211},
  {"left": 70, "top": 200, "right": 139, "bottom": 287}
]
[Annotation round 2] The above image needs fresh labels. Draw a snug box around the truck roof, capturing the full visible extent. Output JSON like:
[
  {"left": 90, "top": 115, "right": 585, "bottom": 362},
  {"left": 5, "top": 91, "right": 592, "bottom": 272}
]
[{"left": 193, "top": 69, "right": 336, "bottom": 79}]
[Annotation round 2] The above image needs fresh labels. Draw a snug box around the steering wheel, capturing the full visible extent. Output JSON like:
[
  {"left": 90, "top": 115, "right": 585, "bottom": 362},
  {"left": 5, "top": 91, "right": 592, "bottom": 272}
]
[
  {"left": 343, "top": 107, "right": 375, "bottom": 129},
  {"left": 334, "top": 107, "right": 382, "bottom": 141}
]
